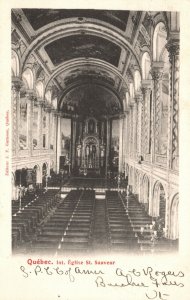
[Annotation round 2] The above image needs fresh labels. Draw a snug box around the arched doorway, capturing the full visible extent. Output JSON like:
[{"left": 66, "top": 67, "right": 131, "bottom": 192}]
[
  {"left": 169, "top": 194, "right": 179, "bottom": 240},
  {"left": 42, "top": 163, "right": 48, "bottom": 188},
  {"left": 152, "top": 181, "right": 166, "bottom": 225},
  {"left": 141, "top": 175, "right": 149, "bottom": 212},
  {"left": 33, "top": 165, "right": 41, "bottom": 189}
]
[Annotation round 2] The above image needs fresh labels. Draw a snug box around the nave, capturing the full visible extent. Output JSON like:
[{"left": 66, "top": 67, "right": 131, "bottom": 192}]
[
  {"left": 11, "top": 9, "right": 179, "bottom": 255},
  {"left": 12, "top": 186, "right": 177, "bottom": 255}
]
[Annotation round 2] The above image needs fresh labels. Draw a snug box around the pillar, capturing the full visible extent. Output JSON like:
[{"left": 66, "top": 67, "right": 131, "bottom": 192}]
[
  {"left": 11, "top": 77, "right": 22, "bottom": 157},
  {"left": 71, "top": 117, "right": 77, "bottom": 170},
  {"left": 135, "top": 91, "right": 143, "bottom": 157},
  {"left": 166, "top": 38, "right": 179, "bottom": 171},
  {"left": 141, "top": 80, "right": 153, "bottom": 156},
  {"left": 56, "top": 113, "right": 61, "bottom": 173},
  {"left": 151, "top": 62, "right": 164, "bottom": 158},
  {"left": 25, "top": 90, "right": 36, "bottom": 156},
  {"left": 119, "top": 114, "right": 124, "bottom": 173},
  {"left": 105, "top": 117, "right": 111, "bottom": 176}
]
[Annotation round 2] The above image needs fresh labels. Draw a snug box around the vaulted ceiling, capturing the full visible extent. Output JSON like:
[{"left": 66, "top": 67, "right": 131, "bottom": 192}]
[{"left": 11, "top": 9, "right": 168, "bottom": 117}]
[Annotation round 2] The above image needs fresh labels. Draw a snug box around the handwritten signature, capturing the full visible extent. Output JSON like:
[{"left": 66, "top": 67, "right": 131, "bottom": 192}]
[{"left": 19, "top": 265, "right": 184, "bottom": 299}]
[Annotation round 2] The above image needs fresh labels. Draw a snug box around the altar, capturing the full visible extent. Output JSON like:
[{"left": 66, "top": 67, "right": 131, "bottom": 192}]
[{"left": 74, "top": 117, "right": 106, "bottom": 176}]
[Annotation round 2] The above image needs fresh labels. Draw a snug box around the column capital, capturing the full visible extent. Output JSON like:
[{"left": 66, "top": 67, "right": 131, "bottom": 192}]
[
  {"left": 141, "top": 79, "right": 153, "bottom": 95},
  {"left": 25, "top": 89, "right": 37, "bottom": 101},
  {"left": 129, "top": 99, "right": 135, "bottom": 108},
  {"left": 134, "top": 91, "right": 143, "bottom": 103},
  {"left": 166, "top": 38, "right": 180, "bottom": 58},
  {"left": 11, "top": 77, "right": 23, "bottom": 91},
  {"left": 151, "top": 61, "right": 164, "bottom": 81},
  {"left": 124, "top": 107, "right": 130, "bottom": 114},
  {"left": 119, "top": 113, "right": 125, "bottom": 119}
]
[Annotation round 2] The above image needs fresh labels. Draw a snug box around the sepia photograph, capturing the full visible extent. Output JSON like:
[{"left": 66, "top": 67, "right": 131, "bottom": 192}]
[
  {"left": 1, "top": 0, "right": 190, "bottom": 299},
  {"left": 11, "top": 8, "right": 179, "bottom": 256}
]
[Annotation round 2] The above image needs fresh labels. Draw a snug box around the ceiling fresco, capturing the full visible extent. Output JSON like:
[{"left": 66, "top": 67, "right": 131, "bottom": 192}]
[
  {"left": 12, "top": 8, "right": 158, "bottom": 106},
  {"left": 60, "top": 84, "right": 122, "bottom": 117},
  {"left": 45, "top": 35, "right": 121, "bottom": 67},
  {"left": 22, "top": 9, "right": 129, "bottom": 31},
  {"left": 63, "top": 69, "right": 115, "bottom": 87}
]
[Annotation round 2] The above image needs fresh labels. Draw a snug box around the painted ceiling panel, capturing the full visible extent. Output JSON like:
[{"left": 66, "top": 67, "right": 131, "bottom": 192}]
[
  {"left": 45, "top": 35, "right": 121, "bottom": 67},
  {"left": 22, "top": 9, "right": 129, "bottom": 31},
  {"left": 61, "top": 84, "right": 121, "bottom": 116}
]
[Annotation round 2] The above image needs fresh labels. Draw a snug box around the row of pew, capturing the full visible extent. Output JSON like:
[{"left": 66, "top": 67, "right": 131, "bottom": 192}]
[
  {"left": 12, "top": 190, "right": 59, "bottom": 251},
  {"left": 12, "top": 188, "right": 177, "bottom": 254},
  {"left": 125, "top": 195, "right": 175, "bottom": 253},
  {"left": 30, "top": 190, "right": 95, "bottom": 254},
  {"left": 106, "top": 191, "right": 139, "bottom": 252}
]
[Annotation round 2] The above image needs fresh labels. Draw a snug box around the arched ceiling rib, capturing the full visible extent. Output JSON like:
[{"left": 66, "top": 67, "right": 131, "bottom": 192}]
[{"left": 11, "top": 9, "right": 169, "bottom": 116}]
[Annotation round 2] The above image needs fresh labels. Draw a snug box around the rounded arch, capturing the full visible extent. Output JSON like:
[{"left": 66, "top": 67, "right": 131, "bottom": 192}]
[
  {"left": 169, "top": 193, "right": 179, "bottom": 240},
  {"left": 33, "top": 164, "right": 41, "bottom": 185},
  {"left": 141, "top": 52, "right": 151, "bottom": 80},
  {"left": 128, "top": 166, "right": 134, "bottom": 188},
  {"left": 36, "top": 80, "right": 44, "bottom": 99},
  {"left": 151, "top": 181, "right": 166, "bottom": 223},
  {"left": 11, "top": 172, "right": 17, "bottom": 200},
  {"left": 140, "top": 174, "right": 150, "bottom": 212},
  {"left": 11, "top": 50, "right": 20, "bottom": 77},
  {"left": 134, "top": 70, "right": 141, "bottom": 92},
  {"left": 129, "top": 82, "right": 135, "bottom": 99},
  {"left": 21, "top": 24, "right": 142, "bottom": 74},
  {"left": 134, "top": 169, "right": 140, "bottom": 195},
  {"left": 45, "top": 89, "right": 52, "bottom": 105},
  {"left": 52, "top": 97, "right": 58, "bottom": 110},
  {"left": 22, "top": 67, "right": 34, "bottom": 90},
  {"left": 42, "top": 162, "right": 49, "bottom": 187},
  {"left": 124, "top": 91, "right": 130, "bottom": 111},
  {"left": 153, "top": 22, "right": 167, "bottom": 61}
]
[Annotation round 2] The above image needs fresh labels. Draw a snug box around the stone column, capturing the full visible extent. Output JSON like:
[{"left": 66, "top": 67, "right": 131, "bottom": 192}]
[
  {"left": 166, "top": 38, "right": 180, "bottom": 171},
  {"left": 105, "top": 117, "right": 111, "bottom": 176},
  {"left": 141, "top": 80, "right": 153, "bottom": 156},
  {"left": 56, "top": 113, "right": 61, "bottom": 173},
  {"left": 119, "top": 114, "right": 125, "bottom": 173},
  {"left": 129, "top": 101, "right": 134, "bottom": 159},
  {"left": 25, "top": 90, "right": 36, "bottom": 156},
  {"left": 11, "top": 77, "right": 22, "bottom": 157},
  {"left": 135, "top": 92, "right": 143, "bottom": 157},
  {"left": 125, "top": 108, "right": 130, "bottom": 158},
  {"left": 71, "top": 117, "right": 77, "bottom": 170},
  {"left": 151, "top": 62, "right": 164, "bottom": 157},
  {"left": 38, "top": 101, "right": 43, "bottom": 149},
  {"left": 133, "top": 99, "right": 138, "bottom": 159}
]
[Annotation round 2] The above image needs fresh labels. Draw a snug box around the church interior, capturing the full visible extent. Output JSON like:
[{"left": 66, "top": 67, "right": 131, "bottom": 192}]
[{"left": 11, "top": 9, "right": 179, "bottom": 255}]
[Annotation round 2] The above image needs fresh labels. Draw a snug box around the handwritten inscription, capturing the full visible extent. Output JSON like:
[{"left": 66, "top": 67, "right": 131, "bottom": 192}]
[{"left": 19, "top": 263, "right": 185, "bottom": 299}]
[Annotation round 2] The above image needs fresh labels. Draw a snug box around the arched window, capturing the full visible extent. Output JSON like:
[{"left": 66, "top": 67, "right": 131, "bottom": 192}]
[
  {"left": 134, "top": 70, "right": 141, "bottom": 92},
  {"left": 153, "top": 22, "right": 167, "bottom": 61},
  {"left": 22, "top": 68, "right": 34, "bottom": 90},
  {"left": 11, "top": 50, "right": 20, "bottom": 77},
  {"left": 45, "top": 90, "right": 52, "bottom": 105},
  {"left": 129, "top": 82, "right": 134, "bottom": 99},
  {"left": 36, "top": 81, "right": 44, "bottom": 99},
  {"left": 141, "top": 52, "right": 151, "bottom": 80}
]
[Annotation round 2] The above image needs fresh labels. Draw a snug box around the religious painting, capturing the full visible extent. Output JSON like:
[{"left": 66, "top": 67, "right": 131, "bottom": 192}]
[
  {"left": 42, "top": 113, "right": 47, "bottom": 148},
  {"left": 50, "top": 113, "right": 55, "bottom": 149},
  {"left": 33, "top": 107, "right": 38, "bottom": 149},
  {"left": 61, "top": 118, "right": 71, "bottom": 162},
  {"left": 19, "top": 98, "right": 28, "bottom": 149},
  {"left": 111, "top": 119, "right": 120, "bottom": 169}
]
